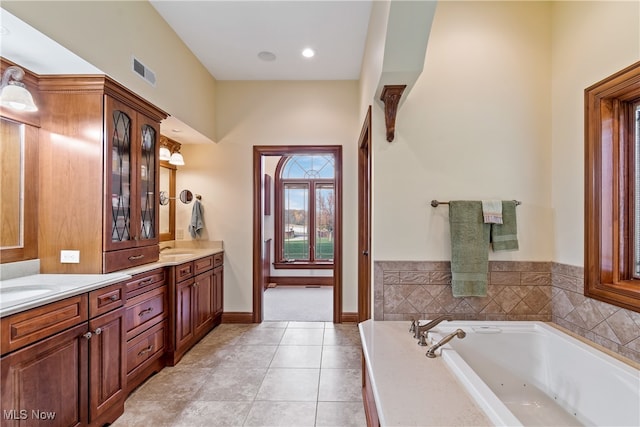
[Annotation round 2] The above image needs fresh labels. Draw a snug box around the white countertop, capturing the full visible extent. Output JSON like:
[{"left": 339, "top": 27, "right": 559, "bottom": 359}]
[
  {"left": 359, "top": 320, "right": 491, "bottom": 427},
  {"left": 0, "top": 246, "right": 223, "bottom": 318}
]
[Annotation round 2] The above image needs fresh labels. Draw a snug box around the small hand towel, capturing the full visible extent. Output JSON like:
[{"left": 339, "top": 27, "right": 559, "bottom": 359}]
[
  {"left": 449, "top": 201, "right": 489, "bottom": 297},
  {"left": 188, "top": 199, "right": 204, "bottom": 239},
  {"left": 482, "top": 200, "right": 503, "bottom": 224},
  {"left": 491, "top": 200, "right": 518, "bottom": 251}
]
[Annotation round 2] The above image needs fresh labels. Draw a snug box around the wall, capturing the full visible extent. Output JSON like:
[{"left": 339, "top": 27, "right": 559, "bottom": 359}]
[
  {"left": 178, "top": 81, "right": 360, "bottom": 314},
  {"left": 2, "top": 0, "right": 217, "bottom": 141},
  {"left": 373, "top": 0, "right": 553, "bottom": 262},
  {"left": 551, "top": 0, "right": 640, "bottom": 266}
]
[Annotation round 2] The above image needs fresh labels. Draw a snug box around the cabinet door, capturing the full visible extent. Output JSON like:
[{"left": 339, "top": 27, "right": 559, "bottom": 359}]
[
  {"left": 213, "top": 266, "right": 224, "bottom": 318},
  {"left": 88, "top": 307, "right": 125, "bottom": 424},
  {"left": 105, "top": 97, "right": 137, "bottom": 251},
  {"left": 137, "top": 114, "right": 160, "bottom": 245},
  {"left": 194, "top": 270, "right": 214, "bottom": 338},
  {"left": 1, "top": 323, "right": 88, "bottom": 427},
  {"left": 175, "top": 279, "right": 195, "bottom": 352}
]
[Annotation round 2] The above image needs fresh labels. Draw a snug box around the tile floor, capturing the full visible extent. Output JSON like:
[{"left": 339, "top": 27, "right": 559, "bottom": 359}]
[{"left": 112, "top": 321, "right": 366, "bottom": 427}]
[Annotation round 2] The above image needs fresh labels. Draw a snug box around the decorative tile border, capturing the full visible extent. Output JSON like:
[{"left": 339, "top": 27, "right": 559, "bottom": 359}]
[{"left": 373, "top": 260, "right": 640, "bottom": 363}]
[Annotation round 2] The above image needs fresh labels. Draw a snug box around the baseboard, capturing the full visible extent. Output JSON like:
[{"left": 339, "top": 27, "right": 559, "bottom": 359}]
[
  {"left": 221, "top": 312, "right": 254, "bottom": 323},
  {"left": 341, "top": 312, "right": 359, "bottom": 323},
  {"left": 267, "top": 276, "right": 333, "bottom": 287}
]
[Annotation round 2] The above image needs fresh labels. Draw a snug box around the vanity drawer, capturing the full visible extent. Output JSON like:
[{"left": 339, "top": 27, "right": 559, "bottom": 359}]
[
  {"left": 175, "top": 261, "right": 194, "bottom": 282},
  {"left": 1, "top": 295, "right": 88, "bottom": 354},
  {"left": 126, "top": 320, "right": 166, "bottom": 375},
  {"left": 125, "top": 268, "right": 165, "bottom": 299},
  {"left": 194, "top": 255, "right": 214, "bottom": 275},
  {"left": 214, "top": 252, "right": 224, "bottom": 268},
  {"left": 124, "top": 286, "right": 167, "bottom": 341},
  {"left": 89, "top": 282, "right": 124, "bottom": 318},
  {"left": 103, "top": 245, "right": 159, "bottom": 273}
]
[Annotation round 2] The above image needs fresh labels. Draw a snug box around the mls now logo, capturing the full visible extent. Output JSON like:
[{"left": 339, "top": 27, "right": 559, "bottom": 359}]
[{"left": 4, "top": 409, "right": 56, "bottom": 420}]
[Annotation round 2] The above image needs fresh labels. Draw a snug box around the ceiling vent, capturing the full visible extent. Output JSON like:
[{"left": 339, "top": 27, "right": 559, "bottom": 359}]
[{"left": 132, "top": 56, "right": 156, "bottom": 86}]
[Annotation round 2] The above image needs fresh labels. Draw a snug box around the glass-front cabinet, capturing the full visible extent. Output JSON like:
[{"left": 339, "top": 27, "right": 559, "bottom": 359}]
[{"left": 104, "top": 96, "right": 159, "bottom": 253}]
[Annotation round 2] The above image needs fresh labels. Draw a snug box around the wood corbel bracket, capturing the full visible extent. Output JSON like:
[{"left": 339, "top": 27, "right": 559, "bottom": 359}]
[{"left": 380, "top": 85, "right": 406, "bottom": 142}]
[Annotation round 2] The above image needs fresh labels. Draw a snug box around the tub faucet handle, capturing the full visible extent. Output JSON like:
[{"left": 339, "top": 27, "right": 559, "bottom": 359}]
[{"left": 409, "top": 318, "right": 417, "bottom": 334}]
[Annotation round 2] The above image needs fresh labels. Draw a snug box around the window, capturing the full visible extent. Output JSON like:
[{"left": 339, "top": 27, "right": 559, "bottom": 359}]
[
  {"left": 585, "top": 61, "right": 640, "bottom": 312},
  {"left": 274, "top": 154, "right": 335, "bottom": 268}
]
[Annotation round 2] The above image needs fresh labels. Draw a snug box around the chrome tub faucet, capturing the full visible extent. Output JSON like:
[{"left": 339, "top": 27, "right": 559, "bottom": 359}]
[{"left": 426, "top": 328, "right": 466, "bottom": 358}]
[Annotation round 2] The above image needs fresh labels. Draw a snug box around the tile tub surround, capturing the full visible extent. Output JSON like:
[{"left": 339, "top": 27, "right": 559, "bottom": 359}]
[
  {"left": 375, "top": 261, "right": 553, "bottom": 322},
  {"left": 375, "top": 260, "right": 640, "bottom": 364},
  {"left": 112, "top": 322, "right": 366, "bottom": 427},
  {"left": 551, "top": 263, "right": 640, "bottom": 364}
]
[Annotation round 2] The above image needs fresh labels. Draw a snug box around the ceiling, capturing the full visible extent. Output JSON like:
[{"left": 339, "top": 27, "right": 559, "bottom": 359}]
[{"left": 149, "top": 0, "right": 373, "bottom": 81}]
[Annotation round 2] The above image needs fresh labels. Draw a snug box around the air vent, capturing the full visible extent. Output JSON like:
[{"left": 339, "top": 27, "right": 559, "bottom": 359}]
[{"left": 132, "top": 56, "right": 156, "bottom": 86}]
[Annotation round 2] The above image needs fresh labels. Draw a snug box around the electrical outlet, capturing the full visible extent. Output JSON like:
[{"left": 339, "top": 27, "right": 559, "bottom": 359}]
[
  {"left": 176, "top": 229, "right": 184, "bottom": 240},
  {"left": 60, "top": 250, "right": 80, "bottom": 263}
]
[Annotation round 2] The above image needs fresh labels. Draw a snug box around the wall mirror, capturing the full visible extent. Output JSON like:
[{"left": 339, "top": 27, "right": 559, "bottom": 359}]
[
  {"left": 0, "top": 116, "right": 38, "bottom": 263},
  {"left": 159, "top": 161, "right": 176, "bottom": 242}
]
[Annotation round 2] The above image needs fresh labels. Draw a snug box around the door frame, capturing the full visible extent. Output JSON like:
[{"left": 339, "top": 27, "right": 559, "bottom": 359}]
[
  {"left": 358, "top": 106, "right": 372, "bottom": 322},
  {"left": 252, "top": 145, "right": 343, "bottom": 323}
]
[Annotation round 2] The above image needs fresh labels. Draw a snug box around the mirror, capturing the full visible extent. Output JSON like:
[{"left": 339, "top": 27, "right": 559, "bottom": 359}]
[
  {"left": 159, "top": 162, "right": 176, "bottom": 242},
  {"left": 179, "top": 189, "right": 193, "bottom": 204},
  {"left": 0, "top": 117, "right": 38, "bottom": 262}
]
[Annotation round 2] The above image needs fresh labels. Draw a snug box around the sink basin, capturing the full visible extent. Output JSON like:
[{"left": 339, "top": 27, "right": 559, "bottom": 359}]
[{"left": 0, "top": 286, "right": 56, "bottom": 304}]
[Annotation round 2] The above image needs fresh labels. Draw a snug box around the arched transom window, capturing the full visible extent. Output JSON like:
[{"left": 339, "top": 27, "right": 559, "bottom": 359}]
[{"left": 275, "top": 154, "right": 335, "bottom": 267}]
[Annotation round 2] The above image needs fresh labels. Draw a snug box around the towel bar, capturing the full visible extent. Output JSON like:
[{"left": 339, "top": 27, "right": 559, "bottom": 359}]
[{"left": 431, "top": 199, "right": 521, "bottom": 208}]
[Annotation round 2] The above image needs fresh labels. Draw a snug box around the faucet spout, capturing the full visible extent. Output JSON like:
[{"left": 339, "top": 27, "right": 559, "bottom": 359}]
[
  {"left": 425, "top": 328, "right": 466, "bottom": 358},
  {"left": 414, "top": 315, "right": 453, "bottom": 344}
]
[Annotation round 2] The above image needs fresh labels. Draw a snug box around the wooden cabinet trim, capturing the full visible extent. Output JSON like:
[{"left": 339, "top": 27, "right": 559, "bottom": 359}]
[
  {"left": 89, "top": 282, "right": 124, "bottom": 318},
  {"left": 1, "top": 295, "right": 88, "bottom": 355}
]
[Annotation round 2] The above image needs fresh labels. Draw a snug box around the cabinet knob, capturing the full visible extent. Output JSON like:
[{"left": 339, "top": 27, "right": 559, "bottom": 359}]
[
  {"left": 93, "top": 328, "right": 102, "bottom": 335},
  {"left": 83, "top": 332, "right": 92, "bottom": 340},
  {"left": 109, "top": 294, "right": 119, "bottom": 301}
]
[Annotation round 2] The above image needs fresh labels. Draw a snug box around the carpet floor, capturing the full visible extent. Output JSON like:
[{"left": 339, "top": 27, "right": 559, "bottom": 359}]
[{"left": 263, "top": 286, "right": 333, "bottom": 322}]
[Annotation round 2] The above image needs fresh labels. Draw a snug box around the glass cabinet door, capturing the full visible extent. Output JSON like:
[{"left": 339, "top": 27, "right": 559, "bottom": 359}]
[
  {"left": 139, "top": 122, "right": 157, "bottom": 241},
  {"left": 110, "top": 108, "right": 133, "bottom": 244}
]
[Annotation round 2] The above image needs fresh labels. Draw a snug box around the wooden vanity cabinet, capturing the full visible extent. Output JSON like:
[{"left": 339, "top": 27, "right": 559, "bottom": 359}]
[
  {"left": 37, "top": 76, "right": 167, "bottom": 274},
  {"left": 167, "top": 253, "right": 223, "bottom": 365},
  {"left": 123, "top": 268, "right": 168, "bottom": 394},
  {"left": 0, "top": 283, "right": 126, "bottom": 427}
]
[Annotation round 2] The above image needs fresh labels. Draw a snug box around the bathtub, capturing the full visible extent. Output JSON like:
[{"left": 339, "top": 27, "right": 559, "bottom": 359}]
[{"left": 428, "top": 321, "right": 640, "bottom": 427}]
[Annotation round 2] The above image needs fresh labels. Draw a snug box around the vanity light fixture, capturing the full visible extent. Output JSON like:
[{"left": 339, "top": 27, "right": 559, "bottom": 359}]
[
  {"left": 0, "top": 65, "right": 38, "bottom": 112},
  {"left": 169, "top": 150, "right": 185, "bottom": 166},
  {"left": 159, "top": 146, "right": 171, "bottom": 161}
]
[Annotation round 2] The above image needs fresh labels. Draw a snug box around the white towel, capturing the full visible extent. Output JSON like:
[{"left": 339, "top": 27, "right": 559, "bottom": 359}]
[
  {"left": 482, "top": 200, "right": 503, "bottom": 224},
  {"left": 188, "top": 199, "right": 204, "bottom": 239}
]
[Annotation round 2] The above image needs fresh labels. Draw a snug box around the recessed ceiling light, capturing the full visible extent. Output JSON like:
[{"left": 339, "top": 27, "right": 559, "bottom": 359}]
[
  {"left": 258, "top": 51, "right": 277, "bottom": 62},
  {"left": 302, "top": 48, "right": 315, "bottom": 58}
]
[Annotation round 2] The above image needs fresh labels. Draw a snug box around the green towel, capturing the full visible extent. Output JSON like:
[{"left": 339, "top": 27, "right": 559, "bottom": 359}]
[
  {"left": 491, "top": 201, "right": 519, "bottom": 251},
  {"left": 449, "top": 201, "right": 489, "bottom": 297}
]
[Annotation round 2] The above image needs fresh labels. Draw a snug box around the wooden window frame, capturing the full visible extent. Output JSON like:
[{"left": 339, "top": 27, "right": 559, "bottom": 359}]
[
  {"left": 273, "top": 155, "right": 335, "bottom": 269},
  {"left": 585, "top": 60, "right": 640, "bottom": 312}
]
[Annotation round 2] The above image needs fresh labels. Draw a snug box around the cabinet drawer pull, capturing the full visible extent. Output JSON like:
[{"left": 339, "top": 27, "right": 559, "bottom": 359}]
[
  {"left": 108, "top": 294, "right": 119, "bottom": 301},
  {"left": 138, "top": 307, "right": 154, "bottom": 317},
  {"left": 139, "top": 278, "right": 153, "bottom": 286},
  {"left": 129, "top": 254, "right": 145, "bottom": 261},
  {"left": 83, "top": 332, "right": 92, "bottom": 340},
  {"left": 93, "top": 328, "right": 102, "bottom": 335},
  {"left": 137, "top": 345, "right": 153, "bottom": 357}
]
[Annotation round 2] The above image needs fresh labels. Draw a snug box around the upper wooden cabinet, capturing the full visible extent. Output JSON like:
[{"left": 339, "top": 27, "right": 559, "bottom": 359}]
[{"left": 38, "top": 76, "right": 167, "bottom": 273}]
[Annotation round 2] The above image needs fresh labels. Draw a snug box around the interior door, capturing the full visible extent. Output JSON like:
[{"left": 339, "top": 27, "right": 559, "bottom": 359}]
[{"left": 358, "top": 106, "right": 372, "bottom": 322}]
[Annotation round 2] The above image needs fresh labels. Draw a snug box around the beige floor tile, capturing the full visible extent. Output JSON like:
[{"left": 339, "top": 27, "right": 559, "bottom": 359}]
[
  {"left": 243, "top": 401, "right": 317, "bottom": 427},
  {"left": 256, "top": 321, "right": 290, "bottom": 328},
  {"left": 318, "top": 368, "right": 362, "bottom": 402},
  {"left": 287, "top": 321, "right": 326, "bottom": 329},
  {"left": 211, "top": 345, "right": 278, "bottom": 368},
  {"left": 240, "top": 327, "right": 286, "bottom": 345},
  {"left": 321, "top": 345, "right": 361, "bottom": 369},
  {"left": 128, "top": 366, "right": 211, "bottom": 401},
  {"left": 174, "top": 401, "right": 252, "bottom": 427},
  {"left": 198, "top": 324, "right": 252, "bottom": 347},
  {"left": 323, "top": 327, "right": 361, "bottom": 346},
  {"left": 280, "top": 328, "right": 325, "bottom": 345},
  {"left": 194, "top": 367, "right": 267, "bottom": 401},
  {"left": 111, "top": 400, "right": 187, "bottom": 426},
  {"left": 316, "top": 401, "right": 367, "bottom": 427},
  {"left": 270, "top": 345, "right": 322, "bottom": 368},
  {"left": 255, "top": 368, "right": 320, "bottom": 401}
]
